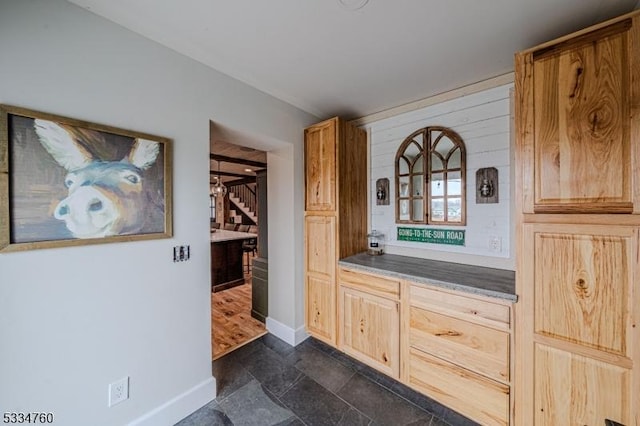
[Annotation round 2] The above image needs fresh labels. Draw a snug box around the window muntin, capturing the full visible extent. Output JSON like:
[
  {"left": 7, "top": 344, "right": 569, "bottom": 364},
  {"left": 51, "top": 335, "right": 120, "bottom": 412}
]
[{"left": 395, "top": 126, "right": 466, "bottom": 225}]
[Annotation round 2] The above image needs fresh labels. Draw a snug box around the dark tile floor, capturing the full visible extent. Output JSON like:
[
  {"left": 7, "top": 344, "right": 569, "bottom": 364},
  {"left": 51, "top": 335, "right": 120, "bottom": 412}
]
[{"left": 176, "top": 334, "right": 479, "bottom": 426}]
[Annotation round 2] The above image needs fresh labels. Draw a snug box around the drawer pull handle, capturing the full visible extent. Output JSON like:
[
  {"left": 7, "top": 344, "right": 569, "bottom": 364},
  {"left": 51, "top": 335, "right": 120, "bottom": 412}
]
[
  {"left": 435, "top": 330, "right": 461, "bottom": 337},
  {"left": 605, "top": 420, "right": 625, "bottom": 426}
]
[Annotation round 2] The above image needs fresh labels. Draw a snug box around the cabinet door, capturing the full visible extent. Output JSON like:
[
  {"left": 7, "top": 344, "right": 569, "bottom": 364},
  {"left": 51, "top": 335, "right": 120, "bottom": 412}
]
[
  {"left": 532, "top": 224, "right": 634, "bottom": 356},
  {"left": 306, "top": 276, "right": 335, "bottom": 344},
  {"left": 305, "top": 119, "right": 337, "bottom": 211},
  {"left": 517, "top": 19, "right": 639, "bottom": 213},
  {"left": 519, "top": 223, "right": 638, "bottom": 424},
  {"left": 535, "top": 344, "right": 630, "bottom": 425},
  {"left": 340, "top": 286, "right": 399, "bottom": 378},
  {"left": 305, "top": 215, "right": 336, "bottom": 344}
]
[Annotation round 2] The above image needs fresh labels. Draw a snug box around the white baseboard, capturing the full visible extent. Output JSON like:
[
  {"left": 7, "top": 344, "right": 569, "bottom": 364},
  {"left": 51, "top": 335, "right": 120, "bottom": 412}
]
[
  {"left": 128, "top": 377, "right": 216, "bottom": 426},
  {"left": 266, "top": 317, "right": 309, "bottom": 346}
]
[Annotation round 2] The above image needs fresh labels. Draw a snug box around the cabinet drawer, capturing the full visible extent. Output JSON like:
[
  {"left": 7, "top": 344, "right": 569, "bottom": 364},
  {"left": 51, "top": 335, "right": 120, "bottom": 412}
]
[
  {"left": 410, "top": 307, "right": 509, "bottom": 382},
  {"left": 408, "top": 348, "right": 509, "bottom": 426},
  {"left": 339, "top": 267, "right": 400, "bottom": 299},
  {"left": 410, "top": 284, "right": 510, "bottom": 330}
]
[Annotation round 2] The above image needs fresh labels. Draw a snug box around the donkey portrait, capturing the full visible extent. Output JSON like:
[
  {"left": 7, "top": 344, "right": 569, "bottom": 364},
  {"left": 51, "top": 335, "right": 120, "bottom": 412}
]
[{"left": 33, "top": 119, "right": 164, "bottom": 239}]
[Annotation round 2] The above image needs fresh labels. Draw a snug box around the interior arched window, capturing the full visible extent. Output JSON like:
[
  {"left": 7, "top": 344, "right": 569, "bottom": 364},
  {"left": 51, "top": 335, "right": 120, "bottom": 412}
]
[{"left": 395, "top": 126, "right": 466, "bottom": 225}]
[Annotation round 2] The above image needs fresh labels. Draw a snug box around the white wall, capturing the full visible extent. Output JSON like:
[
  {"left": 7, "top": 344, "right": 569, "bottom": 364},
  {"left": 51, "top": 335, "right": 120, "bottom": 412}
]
[
  {"left": 265, "top": 144, "right": 307, "bottom": 345},
  {"left": 367, "top": 84, "right": 514, "bottom": 270},
  {"left": 0, "top": 1, "right": 316, "bottom": 425}
]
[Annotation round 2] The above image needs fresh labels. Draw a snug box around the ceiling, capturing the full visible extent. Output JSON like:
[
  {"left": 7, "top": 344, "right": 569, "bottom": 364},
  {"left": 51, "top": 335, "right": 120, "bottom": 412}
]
[
  {"left": 68, "top": 0, "right": 638, "bottom": 120},
  {"left": 209, "top": 139, "right": 267, "bottom": 185},
  {"left": 208, "top": 122, "right": 267, "bottom": 185}
]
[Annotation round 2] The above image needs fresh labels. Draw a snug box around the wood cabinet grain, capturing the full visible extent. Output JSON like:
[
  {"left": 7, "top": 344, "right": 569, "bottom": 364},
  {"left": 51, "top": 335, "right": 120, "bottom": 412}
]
[
  {"left": 517, "top": 15, "right": 640, "bottom": 214},
  {"left": 408, "top": 348, "right": 509, "bottom": 426},
  {"left": 535, "top": 344, "right": 630, "bottom": 425},
  {"left": 305, "top": 120, "right": 336, "bottom": 211},
  {"left": 303, "top": 117, "right": 367, "bottom": 346},
  {"left": 404, "top": 281, "right": 513, "bottom": 425},
  {"left": 532, "top": 225, "right": 633, "bottom": 356},
  {"left": 409, "top": 307, "right": 509, "bottom": 382},
  {"left": 515, "top": 10, "right": 640, "bottom": 425},
  {"left": 339, "top": 285, "right": 400, "bottom": 378}
]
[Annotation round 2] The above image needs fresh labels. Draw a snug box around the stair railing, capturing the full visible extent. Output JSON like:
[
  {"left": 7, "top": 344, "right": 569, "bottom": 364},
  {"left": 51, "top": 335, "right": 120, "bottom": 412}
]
[{"left": 228, "top": 183, "right": 257, "bottom": 216}]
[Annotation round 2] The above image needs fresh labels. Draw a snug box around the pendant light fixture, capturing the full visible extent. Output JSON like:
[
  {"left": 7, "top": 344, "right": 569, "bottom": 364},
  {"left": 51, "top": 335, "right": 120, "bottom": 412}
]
[{"left": 211, "top": 160, "right": 227, "bottom": 197}]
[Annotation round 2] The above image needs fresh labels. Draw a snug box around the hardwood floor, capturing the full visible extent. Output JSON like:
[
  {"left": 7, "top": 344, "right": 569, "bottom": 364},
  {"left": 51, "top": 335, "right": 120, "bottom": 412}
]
[{"left": 212, "top": 280, "right": 267, "bottom": 360}]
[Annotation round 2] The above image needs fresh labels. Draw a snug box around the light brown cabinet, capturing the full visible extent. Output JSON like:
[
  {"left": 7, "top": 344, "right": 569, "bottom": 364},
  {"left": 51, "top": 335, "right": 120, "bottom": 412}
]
[
  {"left": 515, "top": 10, "right": 640, "bottom": 426},
  {"left": 518, "top": 224, "right": 637, "bottom": 425},
  {"left": 516, "top": 14, "right": 640, "bottom": 214},
  {"left": 303, "top": 117, "right": 367, "bottom": 346},
  {"left": 304, "top": 216, "right": 336, "bottom": 342},
  {"left": 338, "top": 267, "right": 400, "bottom": 378},
  {"left": 305, "top": 120, "right": 337, "bottom": 211},
  {"left": 333, "top": 263, "right": 516, "bottom": 424},
  {"left": 403, "top": 282, "right": 512, "bottom": 426}
]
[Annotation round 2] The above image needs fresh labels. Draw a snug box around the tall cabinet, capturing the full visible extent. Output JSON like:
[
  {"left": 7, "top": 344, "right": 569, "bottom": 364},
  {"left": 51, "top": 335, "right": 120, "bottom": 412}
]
[
  {"left": 304, "top": 117, "right": 367, "bottom": 346},
  {"left": 515, "top": 11, "right": 640, "bottom": 425}
]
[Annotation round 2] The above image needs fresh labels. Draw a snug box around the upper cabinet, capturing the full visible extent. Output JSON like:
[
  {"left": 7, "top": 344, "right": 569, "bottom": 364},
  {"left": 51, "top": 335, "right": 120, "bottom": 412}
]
[
  {"left": 516, "top": 17, "right": 640, "bottom": 214},
  {"left": 305, "top": 119, "right": 337, "bottom": 211}
]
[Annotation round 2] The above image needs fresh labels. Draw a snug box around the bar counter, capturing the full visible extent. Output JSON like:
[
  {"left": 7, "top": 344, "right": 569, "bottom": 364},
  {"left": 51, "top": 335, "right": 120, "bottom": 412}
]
[{"left": 210, "top": 230, "right": 257, "bottom": 292}]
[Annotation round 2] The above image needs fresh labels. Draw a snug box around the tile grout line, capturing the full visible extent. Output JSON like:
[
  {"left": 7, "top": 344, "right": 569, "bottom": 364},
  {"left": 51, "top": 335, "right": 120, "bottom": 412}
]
[{"left": 312, "top": 340, "right": 454, "bottom": 425}]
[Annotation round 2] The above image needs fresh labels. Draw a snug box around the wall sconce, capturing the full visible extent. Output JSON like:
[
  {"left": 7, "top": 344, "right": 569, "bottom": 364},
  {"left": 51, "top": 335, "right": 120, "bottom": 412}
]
[
  {"left": 479, "top": 178, "right": 493, "bottom": 197},
  {"left": 376, "top": 178, "right": 389, "bottom": 205},
  {"left": 476, "top": 167, "right": 498, "bottom": 204}
]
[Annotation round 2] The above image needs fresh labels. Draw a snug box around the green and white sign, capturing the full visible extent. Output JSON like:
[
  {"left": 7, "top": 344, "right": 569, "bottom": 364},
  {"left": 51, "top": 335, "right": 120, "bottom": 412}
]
[{"left": 397, "top": 227, "right": 465, "bottom": 246}]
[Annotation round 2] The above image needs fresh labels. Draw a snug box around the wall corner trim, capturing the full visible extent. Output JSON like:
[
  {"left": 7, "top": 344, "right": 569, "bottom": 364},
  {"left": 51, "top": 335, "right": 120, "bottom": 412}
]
[
  {"left": 128, "top": 377, "right": 216, "bottom": 426},
  {"left": 266, "top": 317, "right": 309, "bottom": 346}
]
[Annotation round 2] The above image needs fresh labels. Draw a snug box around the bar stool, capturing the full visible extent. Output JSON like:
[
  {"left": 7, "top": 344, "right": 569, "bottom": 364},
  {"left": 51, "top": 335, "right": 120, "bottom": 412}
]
[{"left": 242, "top": 237, "right": 257, "bottom": 273}]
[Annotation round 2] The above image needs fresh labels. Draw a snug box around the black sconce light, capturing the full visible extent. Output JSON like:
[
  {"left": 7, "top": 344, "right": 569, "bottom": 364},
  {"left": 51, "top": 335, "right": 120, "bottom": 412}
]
[
  {"left": 476, "top": 167, "right": 498, "bottom": 204},
  {"left": 479, "top": 178, "right": 493, "bottom": 198},
  {"left": 376, "top": 178, "right": 389, "bottom": 205}
]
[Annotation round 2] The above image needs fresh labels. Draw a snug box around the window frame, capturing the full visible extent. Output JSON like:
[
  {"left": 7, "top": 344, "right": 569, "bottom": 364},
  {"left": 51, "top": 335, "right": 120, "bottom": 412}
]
[{"left": 395, "top": 126, "right": 466, "bottom": 225}]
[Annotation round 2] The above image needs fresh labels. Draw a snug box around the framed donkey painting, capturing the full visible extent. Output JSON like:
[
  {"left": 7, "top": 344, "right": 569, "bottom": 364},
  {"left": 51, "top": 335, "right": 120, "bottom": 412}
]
[{"left": 0, "top": 105, "right": 172, "bottom": 252}]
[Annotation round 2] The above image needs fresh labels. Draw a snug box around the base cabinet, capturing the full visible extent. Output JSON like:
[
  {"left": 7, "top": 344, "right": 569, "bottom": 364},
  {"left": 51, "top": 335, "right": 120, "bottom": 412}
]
[
  {"left": 404, "top": 282, "right": 513, "bottom": 426},
  {"left": 408, "top": 348, "right": 509, "bottom": 426},
  {"left": 339, "top": 285, "right": 400, "bottom": 378},
  {"left": 337, "top": 267, "right": 514, "bottom": 425}
]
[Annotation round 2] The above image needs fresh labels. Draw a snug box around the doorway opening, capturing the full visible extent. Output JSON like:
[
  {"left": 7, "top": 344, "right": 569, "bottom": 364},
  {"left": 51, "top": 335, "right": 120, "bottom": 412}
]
[{"left": 210, "top": 127, "right": 269, "bottom": 360}]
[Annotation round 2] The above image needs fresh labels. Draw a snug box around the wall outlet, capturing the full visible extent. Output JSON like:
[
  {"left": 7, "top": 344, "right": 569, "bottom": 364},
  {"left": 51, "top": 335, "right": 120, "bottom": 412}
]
[
  {"left": 489, "top": 236, "right": 502, "bottom": 253},
  {"left": 108, "top": 376, "right": 129, "bottom": 407}
]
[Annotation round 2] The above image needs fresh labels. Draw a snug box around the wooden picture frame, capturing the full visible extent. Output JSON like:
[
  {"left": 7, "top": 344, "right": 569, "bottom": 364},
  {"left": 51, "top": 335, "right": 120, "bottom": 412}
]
[{"left": 0, "top": 105, "right": 172, "bottom": 252}]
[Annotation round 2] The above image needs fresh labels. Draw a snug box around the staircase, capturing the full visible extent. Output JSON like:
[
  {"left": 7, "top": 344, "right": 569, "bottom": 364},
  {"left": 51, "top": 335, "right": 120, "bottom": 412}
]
[{"left": 229, "top": 184, "right": 257, "bottom": 225}]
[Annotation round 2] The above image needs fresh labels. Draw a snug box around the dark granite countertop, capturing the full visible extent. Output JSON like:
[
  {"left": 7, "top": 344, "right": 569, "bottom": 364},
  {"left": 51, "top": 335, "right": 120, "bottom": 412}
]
[{"left": 338, "top": 252, "right": 517, "bottom": 302}]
